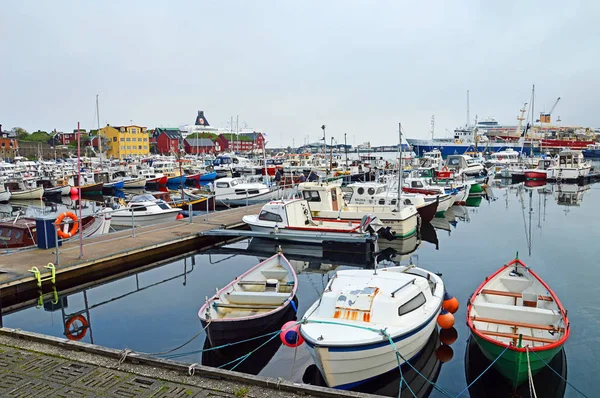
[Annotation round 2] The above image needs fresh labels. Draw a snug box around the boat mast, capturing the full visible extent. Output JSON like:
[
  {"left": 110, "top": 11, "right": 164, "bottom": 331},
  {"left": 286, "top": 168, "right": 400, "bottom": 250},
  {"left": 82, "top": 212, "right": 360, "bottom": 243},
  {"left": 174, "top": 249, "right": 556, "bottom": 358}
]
[
  {"left": 516, "top": 103, "right": 527, "bottom": 155},
  {"left": 344, "top": 133, "right": 348, "bottom": 170},
  {"left": 466, "top": 90, "right": 470, "bottom": 128},
  {"left": 531, "top": 84, "right": 535, "bottom": 157},
  {"left": 397, "top": 123, "right": 403, "bottom": 210},
  {"left": 96, "top": 95, "right": 102, "bottom": 162}
]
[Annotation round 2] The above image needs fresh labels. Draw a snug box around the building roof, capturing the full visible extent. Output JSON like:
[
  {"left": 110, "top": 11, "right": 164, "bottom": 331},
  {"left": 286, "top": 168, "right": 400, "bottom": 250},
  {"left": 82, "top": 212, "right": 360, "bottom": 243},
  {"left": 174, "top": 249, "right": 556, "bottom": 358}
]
[
  {"left": 156, "top": 128, "right": 181, "bottom": 139},
  {"left": 185, "top": 138, "right": 214, "bottom": 147},
  {"left": 241, "top": 132, "right": 262, "bottom": 140}
]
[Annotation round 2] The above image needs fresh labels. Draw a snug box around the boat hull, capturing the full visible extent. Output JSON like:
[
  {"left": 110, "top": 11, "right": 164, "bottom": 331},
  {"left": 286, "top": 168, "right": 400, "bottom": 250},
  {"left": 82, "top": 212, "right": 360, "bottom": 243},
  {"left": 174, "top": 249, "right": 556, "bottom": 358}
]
[
  {"left": 147, "top": 175, "right": 168, "bottom": 185},
  {"left": 302, "top": 312, "right": 439, "bottom": 389},
  {"left": 111, "top": 210, "right": 180, "bottom": 227},
  {"left": 123, "top": 178, "right": 147, "bottom": 189},
  {"left": 244, "top": 222, "right": 370, "bottom": 243},
  {"left": 0, "top": 191, "right": 10, "bottom": 202},
  {"left": 10, "top": 187, "right": 44, "bottom": 200},
  {"left": 417, "top": 199, "right": 438, "bottom": 223},
  {"left": 199, "top": 171, "right": 217, "bottom": 181},
  {"left": 547, "top": 166, "right": 591, "bottom": 182},
  {"left": 524, "top": 170, "right": 547, "bottom": 181},
  {"left": 201, "top": 300, "right": 294, "bottom": 347},
  {"left": 472, "top": 333, "right": 563, "bottom": 388},
  {"left": 79, "top": 182, "right": 104, "bottom": 195},
  {"left": 167, "top": 175, "right": 187, "bottom": 185}
]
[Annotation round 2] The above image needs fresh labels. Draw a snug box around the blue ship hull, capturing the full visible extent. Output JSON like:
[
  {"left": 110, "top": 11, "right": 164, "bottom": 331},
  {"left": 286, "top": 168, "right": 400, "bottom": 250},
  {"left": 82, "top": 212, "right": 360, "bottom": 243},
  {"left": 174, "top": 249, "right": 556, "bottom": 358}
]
[
  {"left": 199, "top": 171, "right": 217, "bottom": 181},
  {"left": 167, "top": 175, "right": 187, "bottom": 185},
  {"left": 582, "top": 150, "right": 600, "bottom": 158}
]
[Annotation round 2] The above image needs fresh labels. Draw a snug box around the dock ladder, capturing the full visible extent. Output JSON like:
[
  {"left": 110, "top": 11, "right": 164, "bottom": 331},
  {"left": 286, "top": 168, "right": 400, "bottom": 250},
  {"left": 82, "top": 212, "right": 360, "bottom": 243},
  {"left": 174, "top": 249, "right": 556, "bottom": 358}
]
[{"left": 29, "top": 263, "right": 59, "bottom": 308}]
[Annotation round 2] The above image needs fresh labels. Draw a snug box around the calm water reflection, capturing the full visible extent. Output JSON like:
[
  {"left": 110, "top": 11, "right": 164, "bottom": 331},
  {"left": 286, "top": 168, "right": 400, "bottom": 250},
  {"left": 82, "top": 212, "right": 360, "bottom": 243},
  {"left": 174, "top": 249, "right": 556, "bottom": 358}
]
[{"left": 4, "top": 181, "right": 598, "bottom": 397}]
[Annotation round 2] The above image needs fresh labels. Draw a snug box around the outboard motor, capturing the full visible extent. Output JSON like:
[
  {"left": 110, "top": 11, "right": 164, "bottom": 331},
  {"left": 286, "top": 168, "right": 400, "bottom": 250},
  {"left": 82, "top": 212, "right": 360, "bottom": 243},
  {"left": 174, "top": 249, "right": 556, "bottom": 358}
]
[{"left": 378, "top": 226, "right": 396, "bottom": 241}]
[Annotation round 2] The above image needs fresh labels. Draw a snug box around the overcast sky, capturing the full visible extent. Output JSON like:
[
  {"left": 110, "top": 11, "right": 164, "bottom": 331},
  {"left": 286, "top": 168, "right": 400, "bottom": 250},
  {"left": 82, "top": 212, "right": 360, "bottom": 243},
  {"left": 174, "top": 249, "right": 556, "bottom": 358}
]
[{"left": 1, "top": 1, "right": 598, "bottom": 147}]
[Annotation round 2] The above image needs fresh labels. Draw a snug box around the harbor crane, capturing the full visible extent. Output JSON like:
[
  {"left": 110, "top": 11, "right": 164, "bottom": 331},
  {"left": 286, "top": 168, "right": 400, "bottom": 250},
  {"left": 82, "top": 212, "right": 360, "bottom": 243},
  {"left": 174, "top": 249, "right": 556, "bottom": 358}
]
[{"left": 538, "top": 97, "right": 561, "bottom": 124}]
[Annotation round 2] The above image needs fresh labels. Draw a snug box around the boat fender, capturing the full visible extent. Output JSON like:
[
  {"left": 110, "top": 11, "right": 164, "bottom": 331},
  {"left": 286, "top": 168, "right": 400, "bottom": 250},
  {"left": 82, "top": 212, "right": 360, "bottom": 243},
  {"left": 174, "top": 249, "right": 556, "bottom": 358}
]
[
  {"left": 442, "top": 291, "right": 459, "bottom": 314},
  {"left": 280, "top": 321, "right": 304, "bottom": 347},
  {"left": 55, "top": 211, "right": 79, "bottom": 239},
  {"left": 437, "top": 308, "right": 455, "bottom": 329}
]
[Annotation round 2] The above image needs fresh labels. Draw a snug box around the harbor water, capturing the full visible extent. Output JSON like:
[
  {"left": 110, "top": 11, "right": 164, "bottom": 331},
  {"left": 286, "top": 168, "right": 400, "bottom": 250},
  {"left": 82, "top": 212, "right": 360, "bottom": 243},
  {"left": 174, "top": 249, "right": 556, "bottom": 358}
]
[{"left": 3, "top": 181, "right": 597, "bottom": 397}]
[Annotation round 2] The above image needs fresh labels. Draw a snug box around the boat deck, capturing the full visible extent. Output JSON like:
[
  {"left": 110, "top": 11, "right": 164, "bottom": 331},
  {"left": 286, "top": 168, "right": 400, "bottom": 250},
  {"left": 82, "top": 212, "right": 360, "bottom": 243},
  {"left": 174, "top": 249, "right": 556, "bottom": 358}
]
[{"left": 0, "top": 204, "right": 264, "bottom": 298}]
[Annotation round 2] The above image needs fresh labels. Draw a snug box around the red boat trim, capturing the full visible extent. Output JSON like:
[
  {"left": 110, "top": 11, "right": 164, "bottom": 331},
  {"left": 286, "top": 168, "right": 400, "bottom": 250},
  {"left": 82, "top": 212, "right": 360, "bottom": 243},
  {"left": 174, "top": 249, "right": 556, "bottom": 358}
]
[
  {"left": 198, "top": 253, "right": 298, "bottom": 323},
  {"left": 466, "top": 258, "right": 570, "bottom": 353},
  {"left": 287, "top": 225, "right": 361, "bottom": 233}
]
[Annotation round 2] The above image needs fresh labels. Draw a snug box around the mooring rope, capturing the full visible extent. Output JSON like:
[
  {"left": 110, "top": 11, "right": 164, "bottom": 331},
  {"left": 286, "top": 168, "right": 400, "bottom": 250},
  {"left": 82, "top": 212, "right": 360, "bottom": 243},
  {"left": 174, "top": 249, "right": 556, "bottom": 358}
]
[
  {"left": 454, "top": 344, "right": 510, "bottom": 397},
  {"left": 525, "top": 347, "right": 538, "bottom": 398},
  {"left": 529, "top": 348, "right": 590, "bottom": 398}
]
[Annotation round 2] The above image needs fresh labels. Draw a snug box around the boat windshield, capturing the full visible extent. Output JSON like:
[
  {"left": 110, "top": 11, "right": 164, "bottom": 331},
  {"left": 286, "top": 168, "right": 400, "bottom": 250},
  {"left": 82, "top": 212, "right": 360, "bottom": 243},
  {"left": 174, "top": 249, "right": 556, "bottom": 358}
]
[{"left": 130, "top": 194, "right": 156, "bottom": 202}]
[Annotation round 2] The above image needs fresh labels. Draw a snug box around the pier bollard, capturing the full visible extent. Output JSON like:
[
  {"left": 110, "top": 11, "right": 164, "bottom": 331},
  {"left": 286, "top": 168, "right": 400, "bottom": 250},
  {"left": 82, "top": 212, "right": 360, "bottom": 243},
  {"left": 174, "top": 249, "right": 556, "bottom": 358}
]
[{"left": 131, "top": 209, "right": 136, "bottom": 237}]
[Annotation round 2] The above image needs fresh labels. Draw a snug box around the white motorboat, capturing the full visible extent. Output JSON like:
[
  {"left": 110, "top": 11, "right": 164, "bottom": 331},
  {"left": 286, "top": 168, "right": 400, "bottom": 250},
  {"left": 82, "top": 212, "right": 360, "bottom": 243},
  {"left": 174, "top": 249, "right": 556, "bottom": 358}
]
[
  {"left": 242, "top": 199, "right": 383, "bottom": 243},
  {"left": 445, "top": 154, "right": 487, "bottom": 177},
  {"left": 546, "top": 149, "right": 591, "bottom": 182},
  {"left": 111, "top": 194, "right": 181, "bottom": 227},
  {"left": 44, "top": 184, "right": 72, "bottom": 196},
  {"left": 210, "top": 177, "right": 295, "bottom": 207},
  {"left": 298, "top": 182, "right": 419, "bottom": 239},
  {"left": 300, "top": 264, "right": 444, "bottom": 388},
  {"left": 121, "top": 176, "right": 147, "bottom": 189}
]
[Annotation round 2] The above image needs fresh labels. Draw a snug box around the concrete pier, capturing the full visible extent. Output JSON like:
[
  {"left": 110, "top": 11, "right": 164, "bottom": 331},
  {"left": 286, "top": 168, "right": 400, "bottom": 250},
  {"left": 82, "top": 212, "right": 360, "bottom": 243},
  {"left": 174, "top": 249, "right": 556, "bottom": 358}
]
[
  {"left": 0, "top": 204, "right": 263, "bottom": 303},
  {"left": 0, "top": 328, "right": 376, "bottom": 398}
]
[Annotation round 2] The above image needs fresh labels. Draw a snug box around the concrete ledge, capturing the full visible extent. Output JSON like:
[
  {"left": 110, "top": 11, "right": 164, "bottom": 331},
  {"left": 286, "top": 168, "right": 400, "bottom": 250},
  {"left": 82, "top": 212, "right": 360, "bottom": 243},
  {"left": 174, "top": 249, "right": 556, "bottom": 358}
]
[{"left": 0, "top": 328, "right": 380, "bottom": 398}]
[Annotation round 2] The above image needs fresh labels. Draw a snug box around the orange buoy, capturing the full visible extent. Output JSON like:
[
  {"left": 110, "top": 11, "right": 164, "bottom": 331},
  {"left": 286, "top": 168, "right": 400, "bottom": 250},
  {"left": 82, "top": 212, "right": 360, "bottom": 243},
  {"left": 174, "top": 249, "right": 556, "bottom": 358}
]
[
  {"left": 435, "top": 344, "right": 454, "bottom": 363},
  {"left": 65, "top": 314, "right": 89, "bottom": 341},
  {"left": 176, "top": 213, "right": 184, "bottom": 220},
  {"left": 440, "top": 327, "right": 458, "bottom": 345},
  {"left": 437, "top": 308, "right": 455, "bottom": 329},
  {"left": 442, "top": 291, "right": 459, "bottom": 314},
  {"left": 55, "top": 211, "right": 79, "bottom": 239}
]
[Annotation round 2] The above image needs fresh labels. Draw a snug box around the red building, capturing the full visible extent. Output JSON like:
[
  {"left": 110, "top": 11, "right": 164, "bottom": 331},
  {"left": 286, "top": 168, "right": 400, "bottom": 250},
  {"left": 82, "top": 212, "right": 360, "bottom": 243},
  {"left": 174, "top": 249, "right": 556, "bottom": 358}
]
[
  {"left": 0, "top": 124, "right": 17, "bottom": 154},
  {"left": 155, "top": 128, "right": 182, "bottom": 154},
  {"left": 184, "top": 138, "right": 215, "bottom": 154},
  {"left": 215, "top": 132, "right": 264, "bottom": 152},
  {"left": 55, "top": 131, "right": 76, "bottom": 145}
]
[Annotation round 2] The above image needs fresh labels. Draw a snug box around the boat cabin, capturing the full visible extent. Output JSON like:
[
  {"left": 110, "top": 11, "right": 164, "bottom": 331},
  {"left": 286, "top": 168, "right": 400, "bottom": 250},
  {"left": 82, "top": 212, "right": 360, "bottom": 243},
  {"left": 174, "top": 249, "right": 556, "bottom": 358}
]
[
  {"left": 298, "top": 182, "right": 345, "bottom": 212},
  {"left": 556, "top": 149, "right": 586, "bottom": 168},
  {"left": 214, "top": 177, "right": 268, "bottom": 196},
  {"left": 345, "top": 182, "right": 392, "bottom": 205},
  {"left": 536, "top": 158, "right": 553, "bottom": 170},
  {"left": 445, "top": 154, "right": 484, "bottom": 175},
  {"left": 489, "top": 149, "right": 519, "bottom": 164},
  {"left": 419, "top": 149, "right": 443, "bottom": 168},
  {"left": 257, "top": 199, "right": 314, "bottom": 227}
]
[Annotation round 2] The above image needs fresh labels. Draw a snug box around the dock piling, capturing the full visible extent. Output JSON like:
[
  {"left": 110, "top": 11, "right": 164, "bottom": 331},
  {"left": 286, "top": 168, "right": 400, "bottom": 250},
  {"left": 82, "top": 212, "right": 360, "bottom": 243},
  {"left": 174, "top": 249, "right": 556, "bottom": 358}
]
[{"left": 131, "top": 209, "right": 136, "bottom": 237}]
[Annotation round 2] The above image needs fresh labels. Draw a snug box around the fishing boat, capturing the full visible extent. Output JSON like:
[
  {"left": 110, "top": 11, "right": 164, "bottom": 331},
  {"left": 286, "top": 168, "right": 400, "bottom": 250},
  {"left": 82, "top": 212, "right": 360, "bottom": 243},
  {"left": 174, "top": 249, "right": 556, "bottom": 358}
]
[
  {"left": 298, "top": 182, "right": 419, "bottom": 239},
  {"left": 300, "top": 264, "right": 444, "bottom": 389},
  {"left": 242, "top": 199, "right": 384, "bottom": 243},
  {"left": 198, "top": 252, "right": 298, "bottom": 346},
  {"left": 208, "top": 177, "right": 295, "bottom": 207},
  {"left": 111, "top": 194, "right": 181, "bottom": 227},
  {"left": 121, "top": 177, "right": 147, "bottom": 189},
  {"left": 401, "top": 178, "right": 455, "bottom": 216},
  {"left": 524, "top": 158, "right": 553, "bottom": 181},
  {"left": 466, "top": 256, "right": 570, "bottom": 388},
  {"left": 346, "top": 182, "right": 438, "bottom": 223},
  {"left": 546, "top": 149, "right": 591, "bottom": 182}
]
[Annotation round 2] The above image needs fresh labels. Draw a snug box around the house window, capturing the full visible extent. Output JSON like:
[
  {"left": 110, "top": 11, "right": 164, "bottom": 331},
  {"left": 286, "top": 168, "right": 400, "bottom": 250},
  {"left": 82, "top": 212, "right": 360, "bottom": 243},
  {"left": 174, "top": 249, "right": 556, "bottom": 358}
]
[
  {"left": 137, "top": 138, "right": 141, "bottom": 142},
  {"left": 113, "top": 137, "right": 117, "bottom": 142},
  {"left": 121, "top": 146, "right": 125, "bottom": 150},
  {"left": 127, "top": 146, "right": 131, "bottom": 149},
  {"left": 258, "top": 210, "right": 283, "bottom": 222},
  {"left": 120, "top": 138, "right": 125, "bottom": 142},
  {"left": 398, "top": 292, "right": 426, "bottom": 316},
  {"left": 126, "top": 138, "right": 131, "bottom": 142},
  {"left": 131, "top": 128, "right": 137, "bottom": 134},
  {"left": 144, "top": 138, "right": 148, "bottom": 142},
  {"left": 138, "top": 146, "right": 142, "bottom": 150}
]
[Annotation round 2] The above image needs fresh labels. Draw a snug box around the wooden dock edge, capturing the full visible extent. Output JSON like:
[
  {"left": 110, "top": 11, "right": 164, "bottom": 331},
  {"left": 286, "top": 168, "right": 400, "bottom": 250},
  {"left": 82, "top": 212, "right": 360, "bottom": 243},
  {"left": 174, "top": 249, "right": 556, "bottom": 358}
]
[
  {"left": 0, "top": 328, "right": 379, "bottom": 398},
  {"left": 0, "top": 224, "right": 247, "bottom": 301}
]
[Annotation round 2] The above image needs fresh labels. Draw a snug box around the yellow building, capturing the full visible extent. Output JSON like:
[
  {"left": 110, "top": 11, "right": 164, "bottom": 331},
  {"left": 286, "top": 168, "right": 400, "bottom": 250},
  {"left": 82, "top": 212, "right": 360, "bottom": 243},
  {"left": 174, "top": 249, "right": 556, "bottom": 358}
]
[{"left": 99, "top": 125, "right": 150, "bottom": 159}]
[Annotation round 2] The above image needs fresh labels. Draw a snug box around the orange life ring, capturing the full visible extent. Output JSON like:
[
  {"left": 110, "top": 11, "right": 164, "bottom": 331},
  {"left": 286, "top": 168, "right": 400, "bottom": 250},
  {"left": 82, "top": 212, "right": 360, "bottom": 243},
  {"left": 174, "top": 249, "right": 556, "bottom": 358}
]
[
  {"left": 442, "top": 166, "right": 449, "bottom": 172},
  {"left": 55, "top": 211, "right": 79, "bottom": 239},
  {"left": 65, "top": 314, "right": 88, "bottom": 341}
]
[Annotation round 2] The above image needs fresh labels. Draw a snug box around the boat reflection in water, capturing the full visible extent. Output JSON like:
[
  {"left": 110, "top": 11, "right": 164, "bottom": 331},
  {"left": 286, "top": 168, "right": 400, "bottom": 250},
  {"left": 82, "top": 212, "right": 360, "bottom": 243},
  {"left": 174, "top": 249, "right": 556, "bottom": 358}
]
[
  {"left": 554, "top": 183, "right": 590, "bottom": 207},
  {"left": 201, "top": 305, "right": 297, "bottom": 375},
  {"left": 302, "top": 329, "right": 445, "bottom": 397},
  {"left": 420, "top": 222, "right": 438, "bottom": 250},
  {"left": 465, "top": 335, "right": 567, "bottom": 398},
  {"left": 377, "top": 231, "right": 420, "bottom": 260}
]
